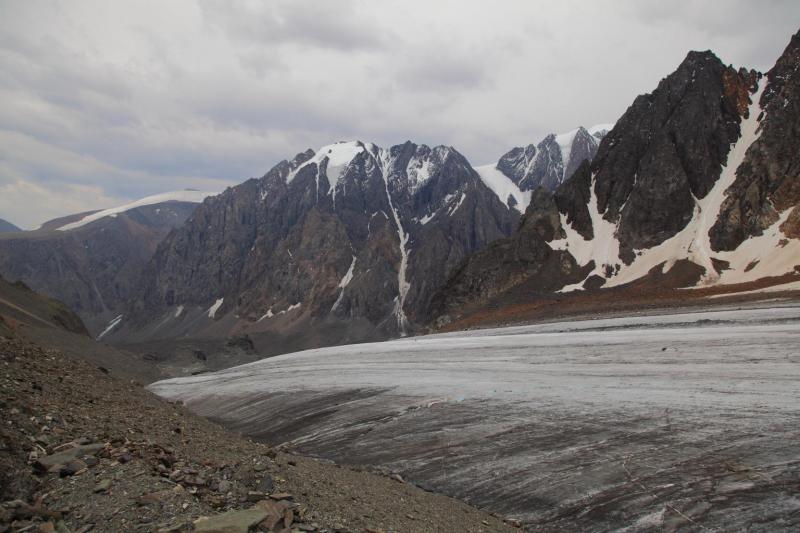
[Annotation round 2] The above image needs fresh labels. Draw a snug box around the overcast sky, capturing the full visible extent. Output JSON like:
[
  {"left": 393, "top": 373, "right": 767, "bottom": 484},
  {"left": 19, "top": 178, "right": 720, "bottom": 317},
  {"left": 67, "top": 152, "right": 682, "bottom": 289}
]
[{"left": 1, "top": 0, "right": 798, "bottom": 228}]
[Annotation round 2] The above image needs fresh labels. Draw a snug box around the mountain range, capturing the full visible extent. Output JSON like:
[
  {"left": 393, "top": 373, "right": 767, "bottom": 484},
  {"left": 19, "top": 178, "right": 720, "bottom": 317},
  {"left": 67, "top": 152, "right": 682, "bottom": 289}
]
[{"left": 0, "top": 29, "right": 798, "bottom": 360}]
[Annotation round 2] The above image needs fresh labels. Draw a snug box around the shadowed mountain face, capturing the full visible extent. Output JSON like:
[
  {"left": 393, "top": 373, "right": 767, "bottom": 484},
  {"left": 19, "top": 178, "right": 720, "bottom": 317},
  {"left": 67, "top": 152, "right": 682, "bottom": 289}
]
[
  {"left": 0, "top": 218, "right": 21, "bottom": 234},
  {"left": 433, "top": 31, "right": 800, "bottom": 325},
  {"left": 120, "top": 142, "right": 518, "bottom": 345},
  {"left": 0, "top": 201, "right": 201, "bottom": 334}
]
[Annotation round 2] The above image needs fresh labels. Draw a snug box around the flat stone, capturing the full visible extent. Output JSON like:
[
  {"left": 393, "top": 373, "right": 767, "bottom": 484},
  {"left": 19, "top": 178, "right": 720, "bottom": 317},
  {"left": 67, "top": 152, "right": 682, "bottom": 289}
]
[
  {"left": 246, "top": 491, "right": 266, "bottom": 502},
  {"left": 194, "top": 508, "right": 270, "bottom": 533},
  {"left": 34, "top": 443, "right": 105, "bottom": 473},
  {"left": 94, "top": 479, "right": 111, "bottom": 493}
]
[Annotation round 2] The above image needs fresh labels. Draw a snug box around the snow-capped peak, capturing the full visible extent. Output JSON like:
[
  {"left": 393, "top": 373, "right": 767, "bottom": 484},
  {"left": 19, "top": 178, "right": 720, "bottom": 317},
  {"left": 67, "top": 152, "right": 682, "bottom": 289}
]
[
  {"left": 554, "top": 127, "right": 585, "bottom": 170},
  {"left": 286, "top": 141, "right": 366, "bottom": 198},
  {"left": 57, "top": 190, "right": 216, "bottom": 231}
]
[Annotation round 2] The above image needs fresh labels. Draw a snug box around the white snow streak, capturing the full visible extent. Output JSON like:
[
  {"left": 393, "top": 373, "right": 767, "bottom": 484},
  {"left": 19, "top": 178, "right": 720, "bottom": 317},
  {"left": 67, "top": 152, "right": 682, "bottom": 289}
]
[
  {"left": 208, "top": 298, "right": 224, "bottom": 319},
  {"left": 448, "top": 192, "right": 467, "bottom": 216},
  {"left": 331, "top": 256, "right": 357, "bottom": 312},
  {"left": 380, "top": 153, "right": 411, "bottom": 335},
  {"left": 96, "top": 314, "right": 123, "bottom": 340}
]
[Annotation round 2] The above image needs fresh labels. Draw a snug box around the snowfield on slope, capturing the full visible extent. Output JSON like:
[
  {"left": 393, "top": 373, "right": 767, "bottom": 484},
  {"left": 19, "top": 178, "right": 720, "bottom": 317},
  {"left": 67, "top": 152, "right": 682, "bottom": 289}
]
[{"left": 150, "top": 304, "right": 800, "bottom": 531}]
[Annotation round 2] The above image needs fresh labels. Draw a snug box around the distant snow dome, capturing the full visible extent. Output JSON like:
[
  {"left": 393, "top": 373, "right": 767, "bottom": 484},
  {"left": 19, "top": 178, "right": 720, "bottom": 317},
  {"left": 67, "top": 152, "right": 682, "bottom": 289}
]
[{"left": 58, "top": 190, "right": 216, "bottom": 231}]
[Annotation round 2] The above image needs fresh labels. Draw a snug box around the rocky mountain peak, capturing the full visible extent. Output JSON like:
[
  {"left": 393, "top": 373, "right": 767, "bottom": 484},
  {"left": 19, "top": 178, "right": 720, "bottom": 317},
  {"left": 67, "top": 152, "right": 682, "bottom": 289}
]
[
  {"left": 587, "top": 48, "right": 759, "bottom": 254},
  {"left": 493, "top": 125, "right": 609, "bottom": 194},
  {"left": 433, "top": 30, "right": 800, "bottom": 325}
]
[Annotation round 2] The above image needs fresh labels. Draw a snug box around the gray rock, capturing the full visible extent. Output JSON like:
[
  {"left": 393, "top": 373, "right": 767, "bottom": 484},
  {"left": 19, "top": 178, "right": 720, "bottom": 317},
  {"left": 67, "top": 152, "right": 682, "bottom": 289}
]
[
  {"left": 34, "top": 443, "right": 105, "bottom": 473},
  {"left": 193, "top": 508, "right": 270, "bottom": 533}
]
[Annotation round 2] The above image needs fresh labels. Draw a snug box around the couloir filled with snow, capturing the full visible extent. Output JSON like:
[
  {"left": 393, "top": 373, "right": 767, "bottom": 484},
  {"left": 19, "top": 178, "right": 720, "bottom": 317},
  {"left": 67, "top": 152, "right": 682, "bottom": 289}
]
[{"left": 150, "top": 304, "right": 800, "bottom": 529}]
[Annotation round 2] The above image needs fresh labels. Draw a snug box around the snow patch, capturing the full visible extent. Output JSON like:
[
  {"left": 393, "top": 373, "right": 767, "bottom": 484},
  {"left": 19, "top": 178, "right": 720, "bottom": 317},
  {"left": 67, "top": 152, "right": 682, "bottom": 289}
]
[
  {"left": 474, "top": 164, "right": 531, "bottom": 212},
  {"left": 285, "top": 141, "right": 364, "bottom": 203},
  {"left": 58, "top": 190, "right": 214, "bottom": 231},
  {"left": 406, "top": 155, "right": 436, "bottom": 195},
  {"left": 96, "top": 314, "right": 123, "bottom": 340},
  {"left": 554, "top": 128, "right": 580, "bottom": 173},
  {"left": 257, "top": 308, "right": 274, "bottom": 322},
  {"left": 714, "top": 209, "right": 800, "bottom": 285},
  {"left": 552, "top": 174, "right": 621, "bottom": 292},
  {"left": 208, "top": 298, "right": 224, "bottom": 319},
  {"left": 174, "top": 305, "right": 184, "bottom": 318}
]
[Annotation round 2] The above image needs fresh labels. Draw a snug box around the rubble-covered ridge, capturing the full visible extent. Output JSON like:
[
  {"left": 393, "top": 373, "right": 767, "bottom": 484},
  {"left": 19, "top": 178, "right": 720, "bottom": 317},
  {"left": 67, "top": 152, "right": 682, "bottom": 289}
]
[{"left": 0, "top": 333, "right": 515, "bottom": 532}]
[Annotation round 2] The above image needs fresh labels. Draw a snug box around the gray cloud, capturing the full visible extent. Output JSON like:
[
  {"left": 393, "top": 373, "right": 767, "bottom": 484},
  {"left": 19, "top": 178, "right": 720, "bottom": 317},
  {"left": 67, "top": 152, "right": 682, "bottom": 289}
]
[{"left": 0, "top": 0, "right": 798, "bottom": 228}]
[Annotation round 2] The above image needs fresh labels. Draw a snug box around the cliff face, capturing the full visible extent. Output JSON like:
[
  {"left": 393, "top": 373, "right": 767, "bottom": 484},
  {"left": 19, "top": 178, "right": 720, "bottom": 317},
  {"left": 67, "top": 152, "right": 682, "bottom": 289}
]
[{"left": 123, "top": 141, "right": 517, "bottom": 343}]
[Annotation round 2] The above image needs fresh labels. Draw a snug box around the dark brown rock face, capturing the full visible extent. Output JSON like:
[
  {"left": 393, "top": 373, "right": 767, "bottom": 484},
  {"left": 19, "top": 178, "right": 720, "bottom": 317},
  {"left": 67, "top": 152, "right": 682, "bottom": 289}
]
[
  {"left": 0, "top": 202, "right": 199, "bottom": 333},
  {"left": 589, "top": 51, "right": 757, "bottom": 254},
  {"left": 710, "top": 29, "right": 800, "bottom": 249},
  {"left": 128, "top": 142, "right": 517, "bottom": 338}
]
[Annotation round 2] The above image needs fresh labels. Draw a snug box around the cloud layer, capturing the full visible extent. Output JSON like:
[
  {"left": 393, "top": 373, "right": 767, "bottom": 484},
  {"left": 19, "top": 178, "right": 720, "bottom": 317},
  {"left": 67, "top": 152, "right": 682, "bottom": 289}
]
[{"left": 1, "top": 0, "right": 798, "bottom": 228}]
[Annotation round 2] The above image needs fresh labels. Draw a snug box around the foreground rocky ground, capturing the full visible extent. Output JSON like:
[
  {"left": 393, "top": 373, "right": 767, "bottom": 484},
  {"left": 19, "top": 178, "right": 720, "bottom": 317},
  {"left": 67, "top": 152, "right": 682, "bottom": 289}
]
[{"left": 0, "top": 328, "right": 515, "bottom": 532}]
